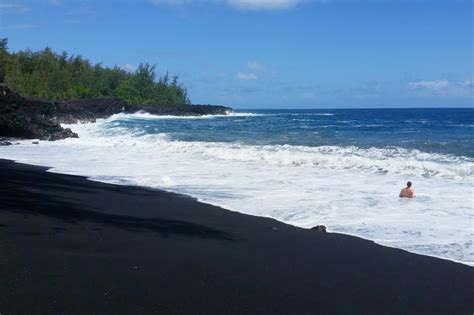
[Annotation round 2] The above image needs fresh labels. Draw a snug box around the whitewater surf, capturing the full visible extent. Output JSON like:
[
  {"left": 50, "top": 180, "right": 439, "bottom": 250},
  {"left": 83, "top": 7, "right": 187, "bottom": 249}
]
[{"left": 1, "top": 108, "right": 472, "bottom": 265}]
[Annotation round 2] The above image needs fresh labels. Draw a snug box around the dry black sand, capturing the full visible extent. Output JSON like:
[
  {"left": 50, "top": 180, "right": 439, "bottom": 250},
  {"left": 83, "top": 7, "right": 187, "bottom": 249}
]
[{"left": 0, "top": 159, "right": 472, "bottom": 314}]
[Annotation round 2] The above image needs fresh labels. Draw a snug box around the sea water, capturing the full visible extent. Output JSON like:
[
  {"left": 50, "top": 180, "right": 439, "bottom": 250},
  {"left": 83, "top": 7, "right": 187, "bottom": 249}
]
[{"left": 1, "top": 108, "right": 473, "bottom": 265}]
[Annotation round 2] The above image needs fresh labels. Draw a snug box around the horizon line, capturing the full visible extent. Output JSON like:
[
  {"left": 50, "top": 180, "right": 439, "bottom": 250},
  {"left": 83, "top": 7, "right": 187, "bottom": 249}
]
[{"left": 233, "top": 107, "right": 474, "bottom": 110}]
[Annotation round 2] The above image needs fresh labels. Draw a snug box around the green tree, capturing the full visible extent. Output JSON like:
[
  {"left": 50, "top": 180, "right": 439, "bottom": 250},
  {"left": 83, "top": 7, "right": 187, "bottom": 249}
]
[
  {"left": 2, "top": 45, "right": 191, "bottom": 105},
  {"left": 0, "top": 38, "right": 9, "bottom": 82}
]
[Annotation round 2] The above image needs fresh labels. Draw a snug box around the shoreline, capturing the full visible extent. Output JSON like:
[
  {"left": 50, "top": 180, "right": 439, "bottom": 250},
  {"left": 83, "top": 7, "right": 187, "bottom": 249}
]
[
  {"left": 4, "top": 151, "right": 473, "bottom": 267},
  {"left": 1, "top": 158, "right": 473, "bottom": 314},
  {"left": 65, "top": 179, "right": 474, "bottom": 268}
]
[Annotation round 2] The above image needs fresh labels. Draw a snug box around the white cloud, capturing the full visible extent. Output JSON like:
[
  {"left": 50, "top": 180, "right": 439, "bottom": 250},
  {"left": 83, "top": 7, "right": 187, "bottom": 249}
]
[
  {"left": 408, "top": 79, "right": 450, "bottom": 90},
  {"left": 0, "top": 3, "right": 28, "bottom": 12},
  {"left": 407, "top": 79, "right": 473, "bottom": 98},
  {"left": 460, "top": 79, "right": 473, "bottom": 89},
  {"left": 247, "top": 60, "right": 263, "bottom": 71},
  {"left": 302, "top": 91, "right": 318, "bottom": 100},
  {"left": 150, "top": 0, "right": 303, "bottom": 10},
  {"left": 151, "top": 0, "right": 194, "bottom": 5},
  {"left": 228, "top": 0, "right": 301, "bottom": 10},
  {"left": 50, "top": 0, "right": 62, "bottom": 6},
  {"left": 120, "top": 64, "right": 137, "bottom": 73},
  {"left": 0, "top": 24, "right": 37, "bottom": 30},
  {"left": 236, "top": 72, "right": 258, "bottom": 80}
]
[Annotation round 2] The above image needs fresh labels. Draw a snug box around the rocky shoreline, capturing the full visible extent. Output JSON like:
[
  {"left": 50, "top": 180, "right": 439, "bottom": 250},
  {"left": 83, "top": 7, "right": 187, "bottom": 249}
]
[{"left": 0, "top": 86, "right": 231, "bottom": 141}]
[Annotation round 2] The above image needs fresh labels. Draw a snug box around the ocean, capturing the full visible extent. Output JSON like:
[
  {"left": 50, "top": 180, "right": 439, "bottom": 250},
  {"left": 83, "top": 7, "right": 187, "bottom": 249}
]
[{"left": 1, "top": 108, "right": 473, "bottom": 265}]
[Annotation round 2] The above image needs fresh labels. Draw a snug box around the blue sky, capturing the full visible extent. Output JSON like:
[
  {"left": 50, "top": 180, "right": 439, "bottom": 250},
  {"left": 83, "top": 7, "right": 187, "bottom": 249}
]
[{"left": 1, "top": 0, "right": 472, "bottom": 108}]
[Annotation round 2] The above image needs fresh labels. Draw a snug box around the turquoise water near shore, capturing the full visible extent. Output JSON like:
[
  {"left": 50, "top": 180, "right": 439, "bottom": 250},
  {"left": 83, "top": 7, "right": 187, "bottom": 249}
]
[{"left": 1, "top": 108, "right": 473, "bottom": 264}]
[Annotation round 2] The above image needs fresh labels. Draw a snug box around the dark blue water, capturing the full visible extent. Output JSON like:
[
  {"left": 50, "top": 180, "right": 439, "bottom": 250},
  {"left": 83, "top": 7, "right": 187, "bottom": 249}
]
[{"left": 113, "top": 108, "right": 474, "bottom": 157}]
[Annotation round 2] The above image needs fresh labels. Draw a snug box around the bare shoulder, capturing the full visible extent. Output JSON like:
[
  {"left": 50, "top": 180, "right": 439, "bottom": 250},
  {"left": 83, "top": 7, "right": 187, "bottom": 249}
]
[{"left": 399, "top": 188, "right": 414, "bottom": 198}]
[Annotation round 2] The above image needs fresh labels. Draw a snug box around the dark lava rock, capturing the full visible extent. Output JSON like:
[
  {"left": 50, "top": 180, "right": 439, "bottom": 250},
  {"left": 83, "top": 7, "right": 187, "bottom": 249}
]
[
  {"left": 30, "top": 97, "right": 231, "bottom": 124},
  {"left": 0, "top": 84, "right": 232, "bottom": 141},
  {"left": 311, "top": 225, "right": 327, "bottom": 233},
  {"left": 0, "top": 86, "right": 78, "bottom": 141},
  {"left": 29, "top": 98, "right": 231, "bottom": 123},
  {"left": 140, "top": 103, "right": 231, "bottom": 116},
  {"left": 45, "top": 98, "right": 133, "bottom": 124}
]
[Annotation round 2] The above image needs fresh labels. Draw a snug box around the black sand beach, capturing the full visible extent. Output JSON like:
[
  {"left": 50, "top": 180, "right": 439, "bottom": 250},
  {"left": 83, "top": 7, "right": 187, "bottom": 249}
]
[{"left": 0, "top": 159, "right": 473, "bottom": 314}]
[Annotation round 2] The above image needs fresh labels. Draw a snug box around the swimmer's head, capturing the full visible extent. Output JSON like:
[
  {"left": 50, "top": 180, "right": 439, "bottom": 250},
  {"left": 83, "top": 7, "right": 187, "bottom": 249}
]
[{"left": 407, "top": 181, "right": 412, "bottom": 188}]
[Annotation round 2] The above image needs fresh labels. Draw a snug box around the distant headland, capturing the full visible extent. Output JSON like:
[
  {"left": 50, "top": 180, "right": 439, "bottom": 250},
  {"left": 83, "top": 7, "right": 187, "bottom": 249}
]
[
  {"left": 0, "top": 39, "right": 232, "bottom": 141},
  {"left": 0, "top": 85, "right": 231, "bottom": 141}
]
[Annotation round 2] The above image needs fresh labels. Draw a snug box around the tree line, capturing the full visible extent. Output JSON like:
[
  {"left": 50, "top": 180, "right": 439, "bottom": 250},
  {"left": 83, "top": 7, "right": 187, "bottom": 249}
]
[{"left": 0, "top": 39, "right": 190, "bottom": 105}]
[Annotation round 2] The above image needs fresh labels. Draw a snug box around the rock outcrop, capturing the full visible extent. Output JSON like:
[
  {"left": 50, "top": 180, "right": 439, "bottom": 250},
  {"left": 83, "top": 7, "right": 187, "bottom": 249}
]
[
  {"left": 311, "top": 225, "right": 327, "bottom": 233},
  {"left": 0, "top": 86, "right": 79, "bottom": 140},
  {"left": 46, "top": 99, "right": 232, "bottom": 124},
  {"left": 0, "top": 85, "right": 232, "bottom": 141}
]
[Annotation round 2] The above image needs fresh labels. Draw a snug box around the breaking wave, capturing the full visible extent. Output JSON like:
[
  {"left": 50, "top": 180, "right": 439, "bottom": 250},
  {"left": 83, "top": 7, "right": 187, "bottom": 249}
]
[
  {"left": 1, "top": 112, "right": 473, "bottom": 265},
  {"left": 66, "top": 116, "right": 473, "bottom": 181}
]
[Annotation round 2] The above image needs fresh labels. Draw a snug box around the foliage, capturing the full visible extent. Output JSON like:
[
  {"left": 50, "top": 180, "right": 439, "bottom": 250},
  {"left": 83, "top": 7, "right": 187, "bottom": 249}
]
[
  {"left": 0, "top": 38, "right": 9, "bottom": 83},
  {"left": 0, "top": 39, "right": 190, "bottom": 105}
]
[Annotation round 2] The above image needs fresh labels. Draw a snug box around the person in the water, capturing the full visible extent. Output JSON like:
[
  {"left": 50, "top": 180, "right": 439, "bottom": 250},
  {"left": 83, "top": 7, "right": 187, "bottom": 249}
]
[{"left": 399, "top": 181, "right": 415, "bottom": 198}]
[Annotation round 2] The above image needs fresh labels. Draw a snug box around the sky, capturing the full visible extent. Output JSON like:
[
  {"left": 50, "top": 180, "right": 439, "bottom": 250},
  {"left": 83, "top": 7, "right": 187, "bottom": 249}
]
[{"left": 0, "top": 0, "right": 472, "bottom": 109}]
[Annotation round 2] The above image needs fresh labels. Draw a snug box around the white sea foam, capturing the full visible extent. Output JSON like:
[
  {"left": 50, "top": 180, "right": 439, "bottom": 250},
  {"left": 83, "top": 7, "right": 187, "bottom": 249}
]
[
  {"left": 1, "top": 114, "right": 473, "bottom": 265},
  {"left": 106, "top": 111, "right": 264, "bottom": 121}
]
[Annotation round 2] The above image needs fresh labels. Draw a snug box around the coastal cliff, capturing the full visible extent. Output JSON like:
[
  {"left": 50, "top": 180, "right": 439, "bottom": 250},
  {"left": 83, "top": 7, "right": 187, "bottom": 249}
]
[{"left": 0, "top": 86, "right": 231, "bottom": 141}]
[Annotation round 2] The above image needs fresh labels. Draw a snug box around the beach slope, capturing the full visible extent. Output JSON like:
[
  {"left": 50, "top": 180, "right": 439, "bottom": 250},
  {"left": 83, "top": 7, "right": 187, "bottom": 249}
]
[{"left": 0, "top": 159, "right": 472, "bottom": 314}]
